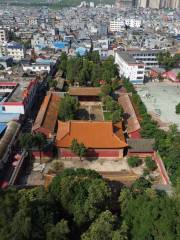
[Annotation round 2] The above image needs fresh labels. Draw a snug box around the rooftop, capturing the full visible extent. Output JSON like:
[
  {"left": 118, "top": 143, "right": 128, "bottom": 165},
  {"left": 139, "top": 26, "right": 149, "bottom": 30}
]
[
  {"left": 56, "top": 120, "right": 127, "bottom": 149},
  {"left": 69, "top": 87, "right": 101, "bottom": 96},
  {"left": 118, "top": 93, "right": 140, "bottom": 134},
  {"left": 32, "top": 92, "right": 61, "bottom": 137},
  {"left": 127, "top": 138, "right": 155, "bottom": 153}
]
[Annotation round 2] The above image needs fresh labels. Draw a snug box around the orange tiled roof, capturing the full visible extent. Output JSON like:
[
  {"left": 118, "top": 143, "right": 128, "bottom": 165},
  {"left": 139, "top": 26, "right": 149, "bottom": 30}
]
[
  {"left": 56, "top": 120, "right": 127, "bottom": 149},
  {"left": 69, "top": 87, "right": 101, "bottom": 96},
  {"left": 32, "top": 92, "right": 60, "bottom": 137},
  {"left": 118, "top": 94, "right": 140, "bottom": 134}
]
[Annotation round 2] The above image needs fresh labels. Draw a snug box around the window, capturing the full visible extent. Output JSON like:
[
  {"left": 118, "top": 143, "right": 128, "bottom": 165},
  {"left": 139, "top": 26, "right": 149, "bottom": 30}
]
[{"left": 2, "top": 106, "right": 5, "bottom": 111}]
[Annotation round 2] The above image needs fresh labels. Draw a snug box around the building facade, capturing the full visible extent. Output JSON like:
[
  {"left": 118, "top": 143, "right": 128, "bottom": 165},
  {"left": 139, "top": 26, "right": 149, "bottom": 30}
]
[{"left": 115, "top": 51, "right": 145, "bottom": 84}]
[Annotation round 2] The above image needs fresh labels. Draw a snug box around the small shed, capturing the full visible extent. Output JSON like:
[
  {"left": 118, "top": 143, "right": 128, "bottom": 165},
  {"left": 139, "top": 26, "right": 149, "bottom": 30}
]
[
  {"left": 69, "top": 87, "right": 101, "bottom": 101},
  {"left": 127, "top": 138, "right": 155, "bottom": 158}
]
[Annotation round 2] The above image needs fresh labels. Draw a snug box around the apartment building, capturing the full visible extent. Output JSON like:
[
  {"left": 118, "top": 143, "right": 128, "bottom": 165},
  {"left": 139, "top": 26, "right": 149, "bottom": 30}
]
[
  {"left": 110, "top": 18, "right": 142, "bottom": 32},
  {"left": 127, "top": 50, "right": 161, "bottom": 71},
  {"left": 115, "top": 51, "right": 145, "bottom": 84},
  {"left": 0, "top": 28, "right": 8, "bottom": 44}
]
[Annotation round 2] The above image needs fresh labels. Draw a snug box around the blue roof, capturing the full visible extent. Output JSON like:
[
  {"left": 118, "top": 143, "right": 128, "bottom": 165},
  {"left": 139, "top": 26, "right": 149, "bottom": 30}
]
[
  {"left": 0, "top": 113, "right": 20, "bottom": 123},
  {"left": 0, "top": 123, "right": 7, "bottom": 135},
  {"left": 53, "top": 41, "right": 66, "bottom": 49},
  {"left": 76, "top": 47, "right": 87, "bottom": 56}
]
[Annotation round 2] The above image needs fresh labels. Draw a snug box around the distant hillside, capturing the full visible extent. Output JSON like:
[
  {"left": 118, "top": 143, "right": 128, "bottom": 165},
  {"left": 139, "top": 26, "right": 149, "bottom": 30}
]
[{"left": 0, "top": 0, "right": 115, "bottom": 7}]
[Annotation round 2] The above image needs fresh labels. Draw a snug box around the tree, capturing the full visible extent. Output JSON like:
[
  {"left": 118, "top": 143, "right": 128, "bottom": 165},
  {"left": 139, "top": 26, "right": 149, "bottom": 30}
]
[
  {"left": 70, "top": 139, "right": 87, "bottom": 160},
  {"left": 49, "top": 169, "right": 111, "bottom": 226},
  {"left": 46, "top": 220, "right": 69, "bottom": 240},
  {"left": 177, "top": 72, "right": 180, "bottom": 80},
  {"left": 81, "top": 211, "right": 117, "bottom": 240},
  {"left": 127, "top": 156, "right": 142, "bottom": 168},
  {"left": 59, "top": 52, "right": 68, "bottom": 75},
  {"left": 101, "top": 84, "right": 112, "bottom": 96},
  {"left": 32, "top": 133, "right": 46, "bottom": 162},
  {"left": 157, "top": 51, "right": 175, "bottom": 70},
  {"left": 112, "top": 109, "right": 123, "bottom": 123},
  {"left": 176, "top": 103, "right": 180, "bottom": 114},
  {"left": 145, "top": 157, "right": 157, "bottom": 171},
  {"left": 131, "top": 177, "right": 152, "bottom": 192},
  {"left": 19, "top": 133, "right": 34, "bottom": 150},
  {"left": 59, "top": 95, "right": 79, "bottom": 121}
]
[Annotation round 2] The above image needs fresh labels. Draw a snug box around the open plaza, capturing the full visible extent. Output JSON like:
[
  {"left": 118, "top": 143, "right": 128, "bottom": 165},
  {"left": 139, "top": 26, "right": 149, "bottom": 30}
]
[{"left": 136, "top": 82, "right": 180, "bottom": 130}]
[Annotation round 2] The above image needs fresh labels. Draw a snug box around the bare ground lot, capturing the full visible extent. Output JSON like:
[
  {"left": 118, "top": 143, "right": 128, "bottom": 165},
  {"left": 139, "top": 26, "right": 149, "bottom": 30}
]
[
  {"left": 136, "top": 82, "right": 180, "bottom": 130},
  {"left": 27, "top": 157, "right": 163, "bottom": 186},
  {"left": 76, "top": 102, "right": 104, "bottom": 121}
]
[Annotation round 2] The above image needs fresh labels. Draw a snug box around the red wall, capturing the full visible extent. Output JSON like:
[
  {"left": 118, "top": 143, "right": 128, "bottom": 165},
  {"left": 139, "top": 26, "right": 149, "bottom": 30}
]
[
  {"left": 128, "top": 152, "right": 154, "bottom": 158},
  {"left": 60, "top": 148, "right": 121, "bottom": 158}
]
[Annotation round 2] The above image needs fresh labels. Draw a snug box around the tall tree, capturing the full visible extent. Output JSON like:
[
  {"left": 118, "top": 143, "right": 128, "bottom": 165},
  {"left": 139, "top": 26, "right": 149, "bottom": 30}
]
[{"left": 59, "top": 95, "right": 79, "bottom": 121}]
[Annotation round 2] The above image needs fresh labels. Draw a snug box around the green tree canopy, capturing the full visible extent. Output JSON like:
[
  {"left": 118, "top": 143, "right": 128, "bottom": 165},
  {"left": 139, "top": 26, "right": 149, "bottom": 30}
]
[
  {"left": 49, "top": 168, "right": 111, "bottom": 226},
  {"left": 58, "top": 95, "right": 79, "bottom": 121}
]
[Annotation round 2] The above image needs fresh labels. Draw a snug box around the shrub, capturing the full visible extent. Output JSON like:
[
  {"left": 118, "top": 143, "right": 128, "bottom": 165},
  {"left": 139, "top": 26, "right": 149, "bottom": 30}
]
[
  {"left": 175, "top": 103, "right": 180, "bottom": 114},
  {"left": 128, "top": 157, "right": 142, "bottom": 168},
  {"left": 145, "top": 157, "right": 157, "bottom": 171}
]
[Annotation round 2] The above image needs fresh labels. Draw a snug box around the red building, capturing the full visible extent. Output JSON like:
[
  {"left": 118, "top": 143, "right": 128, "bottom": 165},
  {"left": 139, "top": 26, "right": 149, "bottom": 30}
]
[
  {"left": 32, "top": 92, "right": 61, "bottom": 138},
  {"left": 127, "top": 138, "right": 155, "bottom": 158},
  {"left": 118, "top": 93, "right": 141, "bottom": 138},
  {"left": 69, "top": 87, "right": 101, "bottom": 101},
  {"left": 56, "top": 120, "right": 127, "bottom": 159}
]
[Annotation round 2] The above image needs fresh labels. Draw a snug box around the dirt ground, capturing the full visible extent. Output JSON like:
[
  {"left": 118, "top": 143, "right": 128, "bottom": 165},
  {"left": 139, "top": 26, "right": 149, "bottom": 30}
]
[{"left": 77, "top": 102, "right": 104, "bottom": 121}]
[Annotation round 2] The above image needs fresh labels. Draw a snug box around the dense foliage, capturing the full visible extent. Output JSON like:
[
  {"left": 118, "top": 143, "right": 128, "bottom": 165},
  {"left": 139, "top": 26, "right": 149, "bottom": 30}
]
[
  {"left": 70, "top": 138, "right": 87, "bottom": 159},
  {"left": 59, "top": 52, "right": 119, "bottom": 87},
  {"left": 176, "top": 103, "right": 180, "bottom": 114},
  {"left": 103, "top": 95, "right": 123, "bottom": 122},
  {"left": 157, "top": 51, "right": 180, "bottom": 70},
  {"left": 127, "top": 156, "right": 142, "bottom": 168},
  {"left": 0, "top": 169, "right": 180, "bottom": 240},
  {"left": 145, "top": 157, "right": 157, "bottom": 171},
  {"left": 58, "top": 95, "right": 79, "bottom": 121},
  {"left": 3, "top": 0, "right": 115, "bottom": 8},
  {"left": 123, "top": 79, "right": 180, "bottom": 184}
]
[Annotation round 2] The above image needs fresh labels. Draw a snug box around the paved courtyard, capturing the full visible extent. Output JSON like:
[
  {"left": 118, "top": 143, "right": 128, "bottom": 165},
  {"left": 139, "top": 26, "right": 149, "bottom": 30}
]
[
  {"left": 77, "top": 102, "right": 104, "bottom": 121},
  {"left": 136, "top": 82, "right": 180, "bottom": 130}
]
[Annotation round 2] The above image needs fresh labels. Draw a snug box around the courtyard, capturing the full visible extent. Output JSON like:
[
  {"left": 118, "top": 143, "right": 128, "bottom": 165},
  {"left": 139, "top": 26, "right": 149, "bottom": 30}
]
[
  {"left": 76, "top": 102, "right": 104, "bottom": 121},
  {"left": 136, "top": 82, "right": 180, "bottom": 130}
]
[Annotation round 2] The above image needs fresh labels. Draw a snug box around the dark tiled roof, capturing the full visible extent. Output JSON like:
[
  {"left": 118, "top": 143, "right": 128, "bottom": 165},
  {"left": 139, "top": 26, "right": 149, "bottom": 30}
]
[{"left": 127, "top": 138, "right": 155, "bottom": 153}]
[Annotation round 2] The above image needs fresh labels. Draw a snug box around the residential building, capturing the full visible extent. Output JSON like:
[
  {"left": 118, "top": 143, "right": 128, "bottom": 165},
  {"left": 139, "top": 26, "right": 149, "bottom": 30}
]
[
  {"left": 116, "top": 0, "right": 133, "bottom": 9},
  {"left": 0, "top": 28, "right": 8, "bottom": 44},
  {"left": 128, "top": 50, "right": 161, "bottom": 71},
  {"left": 6, "top": 42, "right": 25, "bottom": 60},
  {"left": 149, "top": 0, "right": 161, "bottom": 8},
  {"left": 110, "top": 18, "right": 142, "bottom": 32},
  {"left": 0, "top": 120, "right": 20, "bottom": 170},
  {"left": 138, "top": 0, "right": 148, "bottom": 8},
  {"left": 115, "top": 51, "right": 145, "bottom": 84},
  {"left": 22, "top": 63, "right": 51, "bottom": 73},
  {"left": 0, "top": 80, "right": 39, "bottom": 115},
  {"left": 32, "top": 92, "right": 61, "bottom": 138}
]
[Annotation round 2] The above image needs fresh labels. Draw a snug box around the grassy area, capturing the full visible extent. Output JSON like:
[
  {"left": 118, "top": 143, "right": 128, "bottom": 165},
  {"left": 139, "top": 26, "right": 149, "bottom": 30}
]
[{"left": 103, "top": 111, "right": 112, "bottom": 121}]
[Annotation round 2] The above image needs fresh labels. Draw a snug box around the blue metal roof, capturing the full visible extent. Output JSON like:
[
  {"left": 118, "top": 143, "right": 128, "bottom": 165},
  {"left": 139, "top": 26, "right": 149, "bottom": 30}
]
[
  {"left": 0, "top": 123, "right": 7, "bottom": 135},
  {"left": 0, "top": 113, "right": 20, "bottom": 123}
]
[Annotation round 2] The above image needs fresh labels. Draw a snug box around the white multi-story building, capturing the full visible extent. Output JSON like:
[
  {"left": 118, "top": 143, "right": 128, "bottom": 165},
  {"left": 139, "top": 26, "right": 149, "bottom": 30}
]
[
  {"left": 138, "top": 0, "right": 148, "bottom": 8},
  {"left": 149, "top": 0, "right": 161, "bottom": 8},
  {"left": 6, "top": 42, "right": 25, "bottom": 60},
  {"left": 127, "top": 50, "right": 161, "bottom": 71},
  {"left": 0, "top": 80, "right": 39, "bottom": 115},
  {"left": 110, "top": 19, "right": 124, "bottom": 32},
  {"left": 115, "top": 51, "right": 145, "bottom": 84},
  {"left": 110, "top": 18, "right": 142, "bottom": 32},
  {"left": 0, "top": 28, "right": 8, "bottom": 44},
  {"left": 22, "top": 63, "right": 51, "bottom": 73}
]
